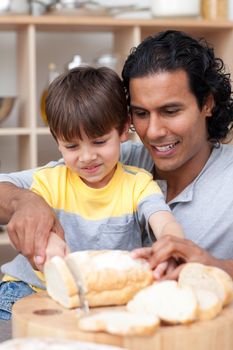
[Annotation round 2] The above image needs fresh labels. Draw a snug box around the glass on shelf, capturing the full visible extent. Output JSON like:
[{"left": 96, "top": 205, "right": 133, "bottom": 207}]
[
  {"left": 40, "top": 63, "right": 59, "bottom": 126},
  {"left": 0, "top": 97, "right": 16, "bottom": 124}
]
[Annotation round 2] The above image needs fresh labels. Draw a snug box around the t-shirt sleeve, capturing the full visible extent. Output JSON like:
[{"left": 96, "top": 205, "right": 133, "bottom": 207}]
[
  {"left": 134, "top": 172, "right": 171, "bottom": 238},
  {"left": 0, "top": 160, "right": 61, "bottom": 189},
  {"left": 30, "top": 169, "right": 54, "bottom": 207}
]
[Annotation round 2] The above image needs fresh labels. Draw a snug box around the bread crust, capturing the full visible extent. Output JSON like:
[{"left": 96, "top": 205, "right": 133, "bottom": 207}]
[{"left": 45, "top": 250, "right": 153, "bottom": 309}]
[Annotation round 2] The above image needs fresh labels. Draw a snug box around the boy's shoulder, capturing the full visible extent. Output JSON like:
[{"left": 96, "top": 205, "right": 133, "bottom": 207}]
[
  {"left": 121, "top": 163, "right": 153, "bottom": 179},
  {"left": 33, "top": 160, "right": 67, "bottom": 180}
]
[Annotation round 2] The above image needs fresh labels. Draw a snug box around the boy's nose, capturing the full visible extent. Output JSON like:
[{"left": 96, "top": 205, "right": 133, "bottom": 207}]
[{"left": 79, "top": 147, "right": 97, "bottom": 162}]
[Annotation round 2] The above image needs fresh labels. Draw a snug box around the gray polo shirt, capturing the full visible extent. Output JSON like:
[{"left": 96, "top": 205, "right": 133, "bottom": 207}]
[{"left": 0, "top": 141, "right": 233, "bottom": 260}]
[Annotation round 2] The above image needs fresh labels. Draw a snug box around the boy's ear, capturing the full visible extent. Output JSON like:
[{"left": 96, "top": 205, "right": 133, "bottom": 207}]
[{"left": 120, "top": 119, "right": 131, "bottom": 142}]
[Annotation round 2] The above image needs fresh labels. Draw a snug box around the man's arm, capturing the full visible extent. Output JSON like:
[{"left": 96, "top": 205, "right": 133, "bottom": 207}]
[
  {"left": 132, "top": 235, "right": 233, "bottom": 279},
  {"left": 0, "top": 182, "right": 64, "bottom": 269}
]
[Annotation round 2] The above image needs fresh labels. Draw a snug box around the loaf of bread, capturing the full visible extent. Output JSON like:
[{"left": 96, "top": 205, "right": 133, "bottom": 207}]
[
  {"left": 126, "top": 280, "right": 198, "bottom": 324},
  {"left": 44, "top": 250, "right": 153, "bottom": 309},
  {"left": 0, "top": 338, "right": 126, "bottom": 350},
  {"left": 78, "top": 310, "right": 160, "bottom": 336}
]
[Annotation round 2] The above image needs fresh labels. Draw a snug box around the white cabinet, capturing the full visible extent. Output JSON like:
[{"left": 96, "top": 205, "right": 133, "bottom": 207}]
[{"left": 0, "top": 15, "right": 233, "bottom": 171}]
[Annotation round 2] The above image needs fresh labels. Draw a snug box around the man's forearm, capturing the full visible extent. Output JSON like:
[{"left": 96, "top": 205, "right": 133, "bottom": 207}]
[
  {"left": 0, "top": 182, "right": 31, "bottom": 224},
  {"left": 214, "top": 259, "right": 233, "bottom": 279}
]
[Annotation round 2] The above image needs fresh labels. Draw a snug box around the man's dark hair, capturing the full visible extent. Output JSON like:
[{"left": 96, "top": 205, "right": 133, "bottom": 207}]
[
  {"left": 122, "top": 30, "right": 233, "bottom": 142},
  {"left": 46, "top": 66, "right": 128, "bottom": 141}
]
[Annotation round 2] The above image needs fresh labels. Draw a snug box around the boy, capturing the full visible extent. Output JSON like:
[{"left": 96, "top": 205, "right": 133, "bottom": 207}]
[{"left": 0, "top": 66, "right": 184, "bottom": 320}]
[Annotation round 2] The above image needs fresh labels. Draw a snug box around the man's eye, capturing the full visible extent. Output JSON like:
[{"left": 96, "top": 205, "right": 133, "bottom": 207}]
[
  {"left": 131, "top": 110, "right": 148, "bottom": 118},
  {"left": 163, "top": 108, "right": 180, "bottom": 116}
]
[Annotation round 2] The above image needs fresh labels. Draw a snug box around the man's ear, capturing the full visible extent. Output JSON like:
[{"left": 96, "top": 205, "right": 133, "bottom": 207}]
[
  {"left": 120, "top": 118, "right": 131, "bottom": 143},
  {"left": 203, "top": 94, "right": 215, "bottom": 117}
]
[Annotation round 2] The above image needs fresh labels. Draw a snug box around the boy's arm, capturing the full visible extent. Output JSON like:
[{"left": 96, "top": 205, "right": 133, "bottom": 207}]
[
  {"left": 148, "top": 211, "right": 184, "bottom": 239},
  {"left": 44, "top": 232, "right": 70, "bottom": 269},
  {"left": 148, "top": 211, "right": 184, "bottom": 279}
]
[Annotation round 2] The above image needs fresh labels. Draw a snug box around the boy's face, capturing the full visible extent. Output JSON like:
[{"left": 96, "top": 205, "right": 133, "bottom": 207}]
[
  {"left": 58, "top": 128, "right": 127, "bottom": 189},
  {"left": 129, "top": 69, "right": 213, "bottom": 180}
]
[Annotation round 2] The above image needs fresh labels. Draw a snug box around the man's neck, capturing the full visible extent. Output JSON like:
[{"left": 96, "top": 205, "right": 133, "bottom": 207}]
[{"left": 155, "top": 144, "right": 213, "bottom": 202}]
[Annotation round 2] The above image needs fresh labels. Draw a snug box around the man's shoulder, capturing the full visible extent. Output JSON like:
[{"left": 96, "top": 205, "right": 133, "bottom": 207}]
[
  {"left": 120, "top": 141, "right": 154, "bottom": 173},
  {"left": 211, "top": 143, "right": 233, "bottom": 168}
]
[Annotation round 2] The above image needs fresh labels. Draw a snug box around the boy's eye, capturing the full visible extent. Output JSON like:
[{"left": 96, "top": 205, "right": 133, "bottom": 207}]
[
  {"left": 65, "top": 144, "right": 78, "bottom": 149},
  {"left": 93, "top": 139, "right": 106, "bottom": 145}
]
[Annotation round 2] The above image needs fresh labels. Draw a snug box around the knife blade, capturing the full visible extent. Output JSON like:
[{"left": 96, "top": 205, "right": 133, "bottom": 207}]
[{"left": 67, "top": 263, "right": 90, "bottom": 314}]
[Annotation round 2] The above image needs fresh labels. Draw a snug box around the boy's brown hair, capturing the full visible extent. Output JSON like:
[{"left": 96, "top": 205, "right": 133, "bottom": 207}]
[{"left": 46, "top": 66, "right": 128, "bottom": 141}]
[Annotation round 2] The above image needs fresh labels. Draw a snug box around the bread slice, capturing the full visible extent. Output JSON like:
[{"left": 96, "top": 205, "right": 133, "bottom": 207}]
[
  {"left": 44, "top": 250, "right": 153, "bottom": 309},
  {"left": 44, "top": 256, "right": 79, "bottom": 308},
  {"left": 178, "top": 263, "right": 233, "bottom": 307},
  {"left": 208, "top": 266, "right": 233, "bottom": 306},
  {"left": 78, "top": 310, "right": 159, "bottom": 336},
  {"left": 127, "top": 280, "right": 197, "bottom": 324},
  {"left": 194, "top": 289, "right": 223, "bottom": 321}
]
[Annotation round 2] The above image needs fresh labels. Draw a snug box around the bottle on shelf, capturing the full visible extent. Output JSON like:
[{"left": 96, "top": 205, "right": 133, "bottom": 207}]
[
  {"left": 40, "top": 62, "right": 59, "bottom": 125},
  {"left": 68, "top": 54, "right": 82, "bottom": 70},
  {"left": 201, "top": 0, "right": 227, "bottom": 20}
]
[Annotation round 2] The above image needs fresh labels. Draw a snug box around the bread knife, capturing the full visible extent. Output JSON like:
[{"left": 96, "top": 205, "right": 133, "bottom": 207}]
[{"left": 68, "top": 265, "right": 90, "bottom": 314}]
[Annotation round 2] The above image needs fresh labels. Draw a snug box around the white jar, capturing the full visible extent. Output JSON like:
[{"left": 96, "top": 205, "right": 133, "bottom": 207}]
[
  {"left": 151, "top": 0, "right": 201, "bottom": 17},
  {"left": 10, "top": 0, "right": 30, "bottom": 14},
  {"left": 228, "top": 0, "right": 233, "bottom": 21}
]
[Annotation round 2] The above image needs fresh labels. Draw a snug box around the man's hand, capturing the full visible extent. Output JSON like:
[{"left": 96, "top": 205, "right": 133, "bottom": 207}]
[
  {"left": 5, "top": 187, "right": 64, "bottom": 269},
  {"left": 131, "top": 235, "right": 231, "bottom": 279}
]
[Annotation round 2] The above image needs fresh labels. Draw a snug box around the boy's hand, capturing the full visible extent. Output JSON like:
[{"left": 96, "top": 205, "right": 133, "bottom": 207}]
[
  {"left": 153, "top": 258, "right": 178, "bottom": 280},
  {"left": 35, "top": 232, "right": 70, "bottom": 271}
]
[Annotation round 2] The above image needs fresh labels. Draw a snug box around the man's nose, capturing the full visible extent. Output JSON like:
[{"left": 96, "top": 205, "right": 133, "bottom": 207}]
[{"left": 146, "top": 113, "right": 167, "bottom": 140}]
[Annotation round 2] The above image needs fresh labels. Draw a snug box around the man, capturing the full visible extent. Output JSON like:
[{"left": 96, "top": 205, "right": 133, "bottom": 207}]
[{"left": 0, "top": 30, "right": 233, "bottom": 278}]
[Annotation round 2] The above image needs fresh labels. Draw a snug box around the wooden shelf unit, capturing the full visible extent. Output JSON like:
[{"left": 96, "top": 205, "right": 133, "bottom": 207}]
[{"left": 0, "top": 15, "right": 233, "bottom": 170}]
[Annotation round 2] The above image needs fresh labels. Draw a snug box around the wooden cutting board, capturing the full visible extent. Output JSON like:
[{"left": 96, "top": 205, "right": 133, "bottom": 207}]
[{"left": 12, "top": 292, "right": 233, "bottom": 350}]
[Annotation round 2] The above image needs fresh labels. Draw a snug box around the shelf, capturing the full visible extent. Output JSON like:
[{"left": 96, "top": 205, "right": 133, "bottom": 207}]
[
  {"left": 0, "top": 15, "right": 232, "bottom": 31},
  {"left": 36, "top": 127, "right": 50, "bottom": 135},
  {"left": 0, "top": 128, "right": 31, "bottom": 135}
]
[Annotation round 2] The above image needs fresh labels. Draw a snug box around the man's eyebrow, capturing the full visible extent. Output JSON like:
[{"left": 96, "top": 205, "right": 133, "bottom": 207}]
[
  {"left": 130, "top": 104, "right": 147, "bottom": 111},
  {"left": 130, "top": 102, "right": 183, "bottom": 110}
]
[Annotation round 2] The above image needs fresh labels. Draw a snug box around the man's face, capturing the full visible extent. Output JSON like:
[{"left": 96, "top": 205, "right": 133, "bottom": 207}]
[{"left": 129, "top": 70, "right": 212, "bottom": 178}]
